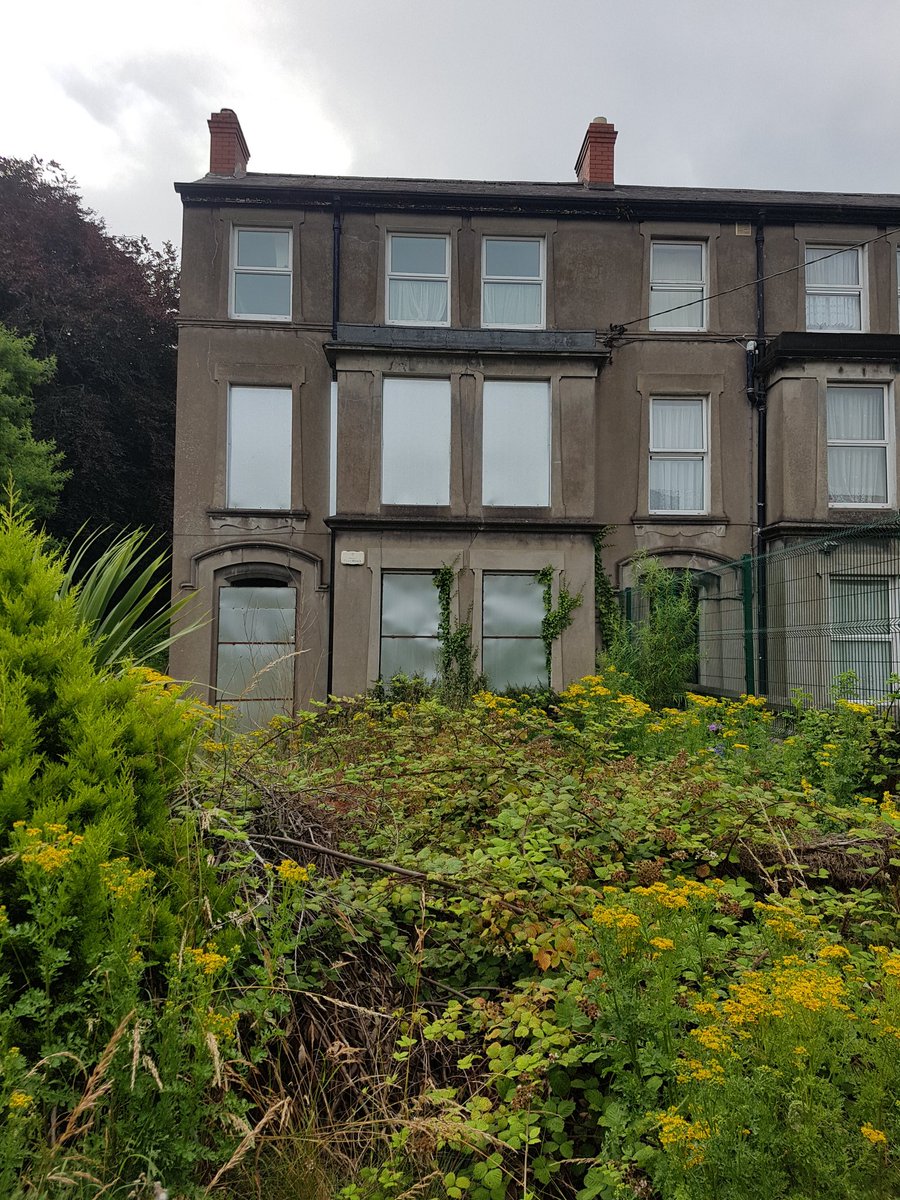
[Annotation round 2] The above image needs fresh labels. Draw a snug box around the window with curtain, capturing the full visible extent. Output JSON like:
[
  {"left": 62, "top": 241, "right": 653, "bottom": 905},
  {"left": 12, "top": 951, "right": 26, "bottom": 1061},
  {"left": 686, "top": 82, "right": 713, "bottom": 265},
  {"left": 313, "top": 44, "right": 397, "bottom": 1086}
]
[
  {"left": 805, "top": 246, "right": 863, "bottom": 331},
  {"left": 381, "top": 378, "right": 451, "bottom": 505},
  {"left": 482, "top": 573, "right": 546, "bottom": 689},
  {"left": 826, "top": 385, "right": 889, "bottom": 506},
  {"left": 387, "top": 234, "right": 450, "bottom": 325},
  {"left": 830, "top": 576, "right": 894, "bottom": 700},
  {"left": 216, "top": 582, "right": 296, "bottom": 728},
  {"left": 231, "top": 228, "right": 292, "bottom": 320},
  {"left": 380, "top": 573, "right": 440, "bottom": 681},
  {"left": 482, "top": 238, "right": 544, "bottom": 328},
  {"left": 649, "top": 397, "right": 707, "bottom": 513},
  {"left": 482, "top": 380, "right": 550, "bottom": 506},
  {"left": 227, "top": 385, "right": 292, "bottom": 509},
  {"left": 649, "top": 242, "right": 706, "bottom": 330}
]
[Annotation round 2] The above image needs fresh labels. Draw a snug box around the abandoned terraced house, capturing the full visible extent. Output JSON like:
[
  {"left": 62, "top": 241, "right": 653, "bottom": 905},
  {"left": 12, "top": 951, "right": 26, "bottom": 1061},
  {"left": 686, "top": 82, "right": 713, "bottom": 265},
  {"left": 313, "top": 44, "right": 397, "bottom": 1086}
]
[{"left": 170, "top": 108, "right": 900, "bottom": 721}]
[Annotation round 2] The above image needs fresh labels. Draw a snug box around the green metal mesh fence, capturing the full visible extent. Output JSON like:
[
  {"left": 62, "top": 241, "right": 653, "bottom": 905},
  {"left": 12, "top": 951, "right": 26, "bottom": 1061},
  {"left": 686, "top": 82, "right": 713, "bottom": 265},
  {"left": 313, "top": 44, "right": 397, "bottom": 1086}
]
[{"left": 621, "top": 516, "right": 900, "bottom": 708}]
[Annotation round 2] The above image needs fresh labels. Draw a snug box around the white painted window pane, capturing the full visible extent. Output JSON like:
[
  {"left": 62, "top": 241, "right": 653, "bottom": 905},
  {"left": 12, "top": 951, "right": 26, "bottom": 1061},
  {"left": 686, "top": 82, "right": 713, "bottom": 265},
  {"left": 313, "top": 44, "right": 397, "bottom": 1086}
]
[
  {"left": 806, "top": 292, "right": 861, "bottom": 331},
  {"left": 832, "top": 578, "right": 889, "bottom": 625},
  {"left": 485, "top": 239, "right": 541, "bottom": 278},
  {"left": 218, "top": 586, "right": 296, "bottom": 644},
  {"left": 827, "top": 388, "right": 885, "bottom": 440},
  {"left": 381, "top": 637, "right": 440, "bottom": 681},
  {"left": 483, "top": 637, "right": 546, "bottom": 689},
  {"left": 390, "top": 236, "right": 446, "bottom": 275},
  {"left": 483, "top": 282, "right": 543, "bottom": 326},
  {"left": 382, "top": 574, "right": 439, "bottom": 636},
  {"left": 806, "top": 247, "right": 859, "bottom": 286},
  {"left": 482, "top": 381, "right": 550, "bottom": 506},
  {"left": 388, "top": 278, "right": 448, "bottom": 323},
  {"left": 382, "top": 379, "right": 450, "bottom": 505},
  {"left": 237, "top": 230, "right": 290, "bottom": 269},
  {"left": 652, "top": 400, "right": 704, "bottom": 450},
  {"left": 217, "top": 642, "right": 295, "bottom": 700},
  {"left": 228, "top": 387, "right": 292, "bottom": 509},
  {"left": 650, "top": 458, "right": 704, "bottom": 511},
  {"left": 649, "top": 287, "right": 705, "bottom": 329},
  {"left": 483, "top": 574, "right": 544, "bottom": 636},
  {"left": 828, "top": 446, "right": 888, "bottom": 504},
  {"left": 233, "top": 273, "right": 292, "bottom": 317},
  {"left": 652, "top": 243, "right": 703, "bottom": 283}
]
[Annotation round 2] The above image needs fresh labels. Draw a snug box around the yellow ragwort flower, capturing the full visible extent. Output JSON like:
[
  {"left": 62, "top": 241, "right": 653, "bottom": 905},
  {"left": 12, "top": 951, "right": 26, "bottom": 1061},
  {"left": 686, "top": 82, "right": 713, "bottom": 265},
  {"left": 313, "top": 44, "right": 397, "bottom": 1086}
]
[{"left": 861, "top": 1124, "right": 888, "bottom": 1147}]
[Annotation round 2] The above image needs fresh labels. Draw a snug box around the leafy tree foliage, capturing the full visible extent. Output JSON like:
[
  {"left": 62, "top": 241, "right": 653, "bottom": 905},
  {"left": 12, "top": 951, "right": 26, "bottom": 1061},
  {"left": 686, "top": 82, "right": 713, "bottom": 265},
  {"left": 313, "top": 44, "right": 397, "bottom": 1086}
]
[
  {"left": 0, "top": 157, "right": 178, "bottom": 539},
  {"left": 0, "top": 324, "right": 67, "bottom": 515}
]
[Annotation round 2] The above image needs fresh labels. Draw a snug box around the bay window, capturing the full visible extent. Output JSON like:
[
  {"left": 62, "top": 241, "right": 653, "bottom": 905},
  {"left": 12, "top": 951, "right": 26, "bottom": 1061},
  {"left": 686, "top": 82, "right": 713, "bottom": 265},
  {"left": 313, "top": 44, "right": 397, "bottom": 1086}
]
[
  {"left": 826, "top": 385, "right": 890, "bottom": 507},
  {"left": 830, "top": 576, "right": 896, "bottom": 701}
]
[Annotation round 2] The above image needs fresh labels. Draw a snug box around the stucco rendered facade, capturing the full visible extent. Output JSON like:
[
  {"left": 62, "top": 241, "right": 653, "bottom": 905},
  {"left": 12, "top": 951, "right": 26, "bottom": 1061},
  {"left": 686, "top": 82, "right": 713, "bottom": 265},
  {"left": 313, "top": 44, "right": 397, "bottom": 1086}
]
[{"left": 170, "top": 110, "right": 900, "bottom": 719}]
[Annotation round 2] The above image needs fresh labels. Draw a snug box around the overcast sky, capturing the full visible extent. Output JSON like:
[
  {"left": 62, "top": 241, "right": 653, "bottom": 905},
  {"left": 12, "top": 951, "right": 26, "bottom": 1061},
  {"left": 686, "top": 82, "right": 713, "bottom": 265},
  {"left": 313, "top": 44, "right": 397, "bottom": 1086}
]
[{"left": 5, "top": 0, "right": 900, "bottom": 249}]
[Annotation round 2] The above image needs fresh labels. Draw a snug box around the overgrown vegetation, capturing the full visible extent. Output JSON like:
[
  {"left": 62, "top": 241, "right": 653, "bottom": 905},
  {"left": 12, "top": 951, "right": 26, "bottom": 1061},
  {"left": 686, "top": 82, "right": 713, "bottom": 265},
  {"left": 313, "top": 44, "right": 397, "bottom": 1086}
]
[
  {"left": 4, "top": 509, "right": 900, "bottom": 1198},
  {"left": 608, "top": 556, "right": 699, "bottom": 709},
  {"left": 537, "top": 565, "right": 582, "bottom": 681},
  {"left": 434, "top": 564, "right": 481, "bottom": 705}
]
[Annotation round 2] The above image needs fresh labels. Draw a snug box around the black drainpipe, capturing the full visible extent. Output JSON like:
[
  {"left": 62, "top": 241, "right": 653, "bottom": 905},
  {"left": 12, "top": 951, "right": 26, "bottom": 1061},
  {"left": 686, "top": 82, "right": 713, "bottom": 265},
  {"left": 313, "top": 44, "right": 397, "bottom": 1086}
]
[
  {"left": 325, "top": 200, "right": 342, "bottom": 697},
  {"left": 753, "top": 214, "right": 769, "bottom": 694}
]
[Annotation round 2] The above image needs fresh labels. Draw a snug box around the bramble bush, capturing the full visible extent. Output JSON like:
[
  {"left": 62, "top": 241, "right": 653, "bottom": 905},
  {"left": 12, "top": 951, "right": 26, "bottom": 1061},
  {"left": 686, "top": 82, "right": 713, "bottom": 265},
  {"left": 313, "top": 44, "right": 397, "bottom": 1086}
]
[{"left": 179, "top": 671, "right": 900, "bottom": 1199}]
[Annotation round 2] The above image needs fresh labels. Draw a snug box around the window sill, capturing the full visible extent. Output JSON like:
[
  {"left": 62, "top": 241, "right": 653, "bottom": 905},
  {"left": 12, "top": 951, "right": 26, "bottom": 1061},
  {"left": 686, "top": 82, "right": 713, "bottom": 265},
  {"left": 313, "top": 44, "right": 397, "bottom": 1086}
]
[
  {"left": 207, "top": 508, "right": 309, "bottom": 532},
  {"left": 633, "top": 513, "right": 727, "bottom": 526}
]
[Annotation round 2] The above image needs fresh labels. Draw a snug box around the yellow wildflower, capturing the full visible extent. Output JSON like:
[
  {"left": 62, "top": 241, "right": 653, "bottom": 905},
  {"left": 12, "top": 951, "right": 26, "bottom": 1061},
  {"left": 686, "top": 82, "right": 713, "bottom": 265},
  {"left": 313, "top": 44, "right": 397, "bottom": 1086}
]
[
  {"left": 276, "top": 859, "right": 313, "bottom": 886},
  {"left": 861, "top": 1124, "right": 887, "bottom": 1147},
  {"left": 8, "top": 1092, "right": 32, "bottom": 1111},
  {"left": 650, "top": 937, "right": 676, "bottom": 951},
  {"left": 184, "top": 946, "right": 229, "bottom": 975}
]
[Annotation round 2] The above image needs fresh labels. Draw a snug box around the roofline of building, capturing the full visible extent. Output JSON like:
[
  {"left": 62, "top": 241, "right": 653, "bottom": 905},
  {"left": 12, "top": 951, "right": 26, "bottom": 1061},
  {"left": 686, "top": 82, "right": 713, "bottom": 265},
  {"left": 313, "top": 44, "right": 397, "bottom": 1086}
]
[{"left": 174, "top": 173, "right": 900, "bottom": 224}]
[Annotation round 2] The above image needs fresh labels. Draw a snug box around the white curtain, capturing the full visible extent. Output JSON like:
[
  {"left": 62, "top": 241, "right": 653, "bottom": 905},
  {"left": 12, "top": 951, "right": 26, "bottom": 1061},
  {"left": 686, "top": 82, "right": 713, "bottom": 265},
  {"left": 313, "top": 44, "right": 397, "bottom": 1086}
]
[
  {"left": 827, "top": 388, "right": 886, "bottom": 503},
  {"left": 483, "top": 282, "right": 542, "bottom": 326},
  {"left": 828, "top": 446, "right": 887, "bottom": 504},
  {"left": 827, "top": 388, "right": 884, "bottom": 440},
  {"left": 649, "top": 286, "right": 705, "bottom": 329},
  {"left": 806, "top": 247, "right": 859, "bottom": 285},
  {"left": 649, "top": 458, "right": 704, "bottom": 511},
  {"left": 652, "top": 399, "right": 704, "bottom": 450},
  {"left": 806, "top": 293, "right": 862, "bottom": 331},
  {"left": 388, "top": 279, "right": 448, "bottom": 323}
]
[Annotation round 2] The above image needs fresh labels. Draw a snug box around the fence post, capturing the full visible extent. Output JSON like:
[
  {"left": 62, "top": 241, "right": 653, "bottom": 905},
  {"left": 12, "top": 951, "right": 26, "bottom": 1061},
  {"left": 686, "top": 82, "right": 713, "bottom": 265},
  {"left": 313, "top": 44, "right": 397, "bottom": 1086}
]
[
  {"left": 624, "top": 586, "right": 633, "bottom": 639},
  {"left": 741, "top": 555, "right": 755, "bottom": 695}
]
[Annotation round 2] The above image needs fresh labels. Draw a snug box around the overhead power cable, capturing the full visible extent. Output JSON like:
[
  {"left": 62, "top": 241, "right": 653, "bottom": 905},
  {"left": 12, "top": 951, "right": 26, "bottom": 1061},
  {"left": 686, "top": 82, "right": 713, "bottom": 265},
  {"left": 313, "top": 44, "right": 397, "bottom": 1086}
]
[{"left": 608, "top": 225, "right": 900, "bottom": 335}]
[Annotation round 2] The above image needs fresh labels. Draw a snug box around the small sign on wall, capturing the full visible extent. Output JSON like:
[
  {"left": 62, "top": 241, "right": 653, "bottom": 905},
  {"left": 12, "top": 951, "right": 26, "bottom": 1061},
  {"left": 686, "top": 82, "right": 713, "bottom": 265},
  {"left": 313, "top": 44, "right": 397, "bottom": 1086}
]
[{"left": 340, "top": 550, "right": 365, "bottom": 566}]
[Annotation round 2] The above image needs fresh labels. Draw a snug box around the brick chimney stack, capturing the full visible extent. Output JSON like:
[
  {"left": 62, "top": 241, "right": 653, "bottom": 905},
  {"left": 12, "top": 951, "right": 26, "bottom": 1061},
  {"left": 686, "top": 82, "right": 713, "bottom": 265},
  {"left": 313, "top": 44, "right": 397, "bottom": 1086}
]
[
  {"left": 208, "top": 109, "right": 250, "bottom": 177},
  {"left": 575, "top": 117, "right": 617, "bottom": 186}
]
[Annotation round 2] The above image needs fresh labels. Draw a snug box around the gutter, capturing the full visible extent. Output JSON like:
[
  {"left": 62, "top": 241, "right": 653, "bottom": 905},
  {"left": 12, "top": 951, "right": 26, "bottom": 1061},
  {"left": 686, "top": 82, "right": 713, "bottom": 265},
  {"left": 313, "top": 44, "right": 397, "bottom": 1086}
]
[{"left": 325, "top": 199, "right": 342, "bottom": 697}]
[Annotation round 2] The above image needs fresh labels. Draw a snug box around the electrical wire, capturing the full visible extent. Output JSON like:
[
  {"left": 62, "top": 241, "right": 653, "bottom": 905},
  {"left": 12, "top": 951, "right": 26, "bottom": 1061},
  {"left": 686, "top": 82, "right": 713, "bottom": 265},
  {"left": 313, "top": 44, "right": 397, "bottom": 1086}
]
[{"left": 608, "top": 225, "right": 900, "bottom": 336}]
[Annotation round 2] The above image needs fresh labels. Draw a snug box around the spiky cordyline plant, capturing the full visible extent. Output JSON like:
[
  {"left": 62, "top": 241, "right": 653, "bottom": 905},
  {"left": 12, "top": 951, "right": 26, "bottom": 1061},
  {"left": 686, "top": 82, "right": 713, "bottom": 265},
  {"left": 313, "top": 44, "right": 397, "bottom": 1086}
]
[{"left": 59, "top": 526, "right": 205, "bottom": 671}]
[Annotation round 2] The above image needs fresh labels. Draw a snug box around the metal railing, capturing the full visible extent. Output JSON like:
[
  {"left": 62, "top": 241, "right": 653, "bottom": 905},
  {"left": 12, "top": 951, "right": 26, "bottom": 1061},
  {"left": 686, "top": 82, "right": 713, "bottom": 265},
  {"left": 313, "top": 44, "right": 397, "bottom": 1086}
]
[{"left": 621, "top": 516, "right": 900, "bottom": 708}]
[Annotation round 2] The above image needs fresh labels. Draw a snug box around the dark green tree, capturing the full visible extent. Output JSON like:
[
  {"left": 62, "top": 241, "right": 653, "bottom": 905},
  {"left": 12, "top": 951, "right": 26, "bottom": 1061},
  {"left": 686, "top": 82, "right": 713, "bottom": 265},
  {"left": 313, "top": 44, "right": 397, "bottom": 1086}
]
[
  {"left": 0, "top": 323, "right": 66, "bottom": 516},
  {"left": 0, "top": 157, "right": 178, "bottom": 539}
]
